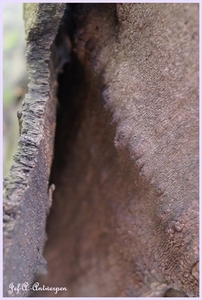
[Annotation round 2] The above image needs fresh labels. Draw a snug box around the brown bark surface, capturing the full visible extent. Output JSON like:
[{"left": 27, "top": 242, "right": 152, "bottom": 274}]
[{"left": 3, "top": 3, "right": 199, "bottom": 297}]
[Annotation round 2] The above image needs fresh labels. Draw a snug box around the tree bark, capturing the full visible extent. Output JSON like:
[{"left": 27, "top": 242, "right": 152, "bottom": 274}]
[
  {"left": 3, "top": 3, "right": 66, "bottom": 297},
  {"left": 3, "top": 3, "right": 199, "bottom": 297}
]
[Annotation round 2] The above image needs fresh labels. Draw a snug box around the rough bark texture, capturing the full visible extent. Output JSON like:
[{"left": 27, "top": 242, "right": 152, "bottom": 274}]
[
  {"left": 4, "top": 3, "right": 198, "bottom": 298},
  {"left": 3, "top": 3, "right": 66, "bottom": 297}
]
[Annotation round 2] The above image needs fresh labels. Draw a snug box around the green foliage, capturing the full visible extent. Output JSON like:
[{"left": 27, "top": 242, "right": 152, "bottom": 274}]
[{"left": 3, "top": 30, "right": 19, "bottom": 53}]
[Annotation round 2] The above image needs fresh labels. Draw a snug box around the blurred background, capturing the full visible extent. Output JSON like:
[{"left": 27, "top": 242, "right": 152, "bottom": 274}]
[{"left": 3, "top": 3, "right": 28, "bottom": 176}]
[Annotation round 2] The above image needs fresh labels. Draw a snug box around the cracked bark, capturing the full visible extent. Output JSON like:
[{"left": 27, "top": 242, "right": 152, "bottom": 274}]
[{"left": 3, "top": 3, "right": 199, "bottom": 297}]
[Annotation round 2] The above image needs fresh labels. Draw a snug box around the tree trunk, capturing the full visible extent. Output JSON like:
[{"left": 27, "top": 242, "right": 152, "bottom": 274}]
[{"left": 3, "top": 3, "right": 199, "bottom": 297}]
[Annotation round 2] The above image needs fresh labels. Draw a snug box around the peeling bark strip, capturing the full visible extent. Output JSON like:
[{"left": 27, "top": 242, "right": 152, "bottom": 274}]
[
  {"left": 3, "top": 4, "right": 66, "bottom": 297},
  {"left": 3, "top": 3, "right": 198, "bottom": 297}
]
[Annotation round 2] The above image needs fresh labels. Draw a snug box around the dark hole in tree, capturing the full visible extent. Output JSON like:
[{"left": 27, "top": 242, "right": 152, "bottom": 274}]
[{"left": 49, "top": 3, "right": 86, "bottom": 186}]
